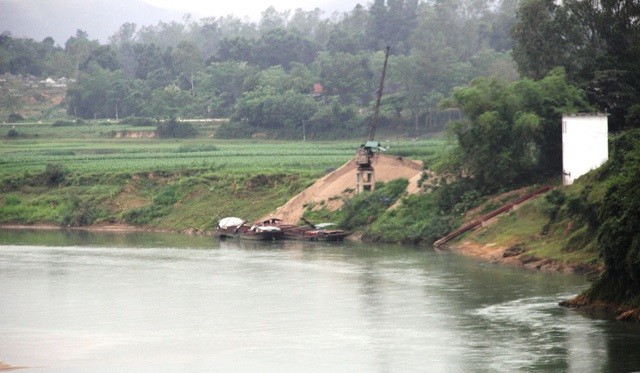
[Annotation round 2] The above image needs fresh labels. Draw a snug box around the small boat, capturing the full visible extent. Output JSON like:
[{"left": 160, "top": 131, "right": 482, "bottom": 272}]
[
  {"left": 216, "top": 217, "right": 283, "bottom": 241},
  {"left": 260, "top": 217, "right": 348, "bottom": 242},
  {"left": 298, "top": 222, "right": 348, "bottom": 242}
]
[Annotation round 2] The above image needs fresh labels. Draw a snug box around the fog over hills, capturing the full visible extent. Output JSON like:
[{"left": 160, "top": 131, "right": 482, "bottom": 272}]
[
  {"left": 0, "top": 0, "right": 185, "bottom": 45},
  {"left": 0, "top": 0, "right": 361, "bottom": 46}
]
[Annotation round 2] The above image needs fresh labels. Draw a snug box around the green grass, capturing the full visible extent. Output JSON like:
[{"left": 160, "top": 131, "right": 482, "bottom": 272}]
[
  {"left": 464, "top": 198, "right": 600, "bottom": 267},
  {"left": 1, "top": 123, "right": 451, "bottom": 176},
  {"left": 0, "top": 124, "right": 451, "bottom": 230}
]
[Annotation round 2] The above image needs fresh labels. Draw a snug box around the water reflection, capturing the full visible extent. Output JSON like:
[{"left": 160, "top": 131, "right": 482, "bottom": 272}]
[{"left": 1, "top": 229, "right": 639, "bottom": 371}]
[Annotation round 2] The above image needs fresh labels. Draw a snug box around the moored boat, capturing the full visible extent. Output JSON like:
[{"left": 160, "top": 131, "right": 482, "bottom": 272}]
[
  {"left": 216, "top": 217, "right": 283, "bottom": 241},
  {"left": 260, "top": 217, "right": 347, "bottom": 242}
]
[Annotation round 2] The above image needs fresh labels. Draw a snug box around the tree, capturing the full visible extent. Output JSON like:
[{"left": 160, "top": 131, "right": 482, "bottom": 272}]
[
  {"left": 171, "top": 40, "right": 203, "bottom": 93},
  {"left": 314, "top": 51, "right": 374, "bottom": 105},
  {"left": 233, "top": 89, "right": 317, "bottom": 134},
  {"left": 80, "top": 45, "right": 122, "bottom": 71},
  {"left": 65, "top": 30, "right": 99, "bottom": 80},
  {"left": 109, "top": 23, "right": 138, "bottom": 76},
  {"left": 586, "top": 130, "right": 640, "bottom": 304},
  {"left": 66, "top": 65, "right": 111, "bottom": 118},
  {"left": 259, "top": 6, "right": 289, "bottom": 31},
  {"left": 446, "top": 68, "right": 591, "bottom": 192},
  {"left": 137, "top": 20, "right": 188, "bottom": 48},
  {"left": 134, "top": 43, "right": 171, "bottom": 80},
  {"left": 512, "top": 0, "right": 640, "bottom": 129},
  {"left": 144, "top": 84, "right": 193, "bottom": 118},
  {"left": 511, "top": 0, "right": 577, "bottom": 80},
  {"left": 254, "top": 28, "right": 319, "bottom": 69},
  {"left": 195, "top": 61, "right": 258, "bottom": 116},
  {"left": 587, "top": 70, "right": 639, "bottom": 132},
  {"left": 218, "top": 36, "right": 255, "bottom": 62}
]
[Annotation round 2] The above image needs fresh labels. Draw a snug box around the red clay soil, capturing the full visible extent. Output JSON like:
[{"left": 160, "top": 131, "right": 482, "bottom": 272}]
[{"left": 261, "top": 154, "right": 424, "bottom": 224}]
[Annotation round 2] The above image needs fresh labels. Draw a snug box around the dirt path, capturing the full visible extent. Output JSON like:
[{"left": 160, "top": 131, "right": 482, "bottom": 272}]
[{"left": 261, "top": 154, "right": 424, "bottom": 224}]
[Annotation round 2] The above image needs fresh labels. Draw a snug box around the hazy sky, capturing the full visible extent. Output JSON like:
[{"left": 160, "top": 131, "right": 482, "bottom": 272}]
[{"left": 141, "top": 0, "right": 361, "bottom": 20}]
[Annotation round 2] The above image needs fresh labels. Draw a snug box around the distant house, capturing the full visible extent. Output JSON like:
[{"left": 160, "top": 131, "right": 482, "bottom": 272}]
[
  {"left": 40, "top": 77, "right": 67, "bottom": 88},
  {"left": 313, "top": 83, "right": 323, "bottom": 96}
]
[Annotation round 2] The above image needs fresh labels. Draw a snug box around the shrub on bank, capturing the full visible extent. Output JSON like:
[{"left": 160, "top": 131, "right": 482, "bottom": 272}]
[{"left": 156, "top": 119, "right": 197, "bottom": 138}]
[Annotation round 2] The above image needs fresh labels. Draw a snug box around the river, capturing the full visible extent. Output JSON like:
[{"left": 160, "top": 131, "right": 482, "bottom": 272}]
[{"left": 1, "top": 229, "right": 639, "bottom": 372}]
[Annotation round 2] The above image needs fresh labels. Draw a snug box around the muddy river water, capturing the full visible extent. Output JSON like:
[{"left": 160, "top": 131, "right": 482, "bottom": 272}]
[{"left": 1, "top": 229, "right": 640, "bottom": 372}]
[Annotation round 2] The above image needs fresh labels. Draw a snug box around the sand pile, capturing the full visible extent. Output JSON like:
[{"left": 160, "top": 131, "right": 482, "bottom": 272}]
[{"left": 262, "top": 154, "right": 424, "bottom": 224}]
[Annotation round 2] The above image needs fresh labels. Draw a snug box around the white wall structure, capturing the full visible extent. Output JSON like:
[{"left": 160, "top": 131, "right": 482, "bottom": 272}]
[{"left": 562, "top": 114, "right": 609, "bottom": 186}]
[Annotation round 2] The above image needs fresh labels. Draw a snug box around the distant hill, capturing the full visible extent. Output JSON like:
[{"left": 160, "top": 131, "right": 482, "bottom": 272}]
[{"left": 0, "top": 0, "right": 185, "bottom": 45}]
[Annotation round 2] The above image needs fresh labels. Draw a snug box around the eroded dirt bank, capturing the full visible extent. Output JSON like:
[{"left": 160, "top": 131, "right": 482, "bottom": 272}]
[{"left": 445, "top": 240, "right": 602, "bottom": 275}]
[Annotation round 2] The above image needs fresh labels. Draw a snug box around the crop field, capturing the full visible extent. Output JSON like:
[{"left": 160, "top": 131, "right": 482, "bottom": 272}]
[{"left": 0, "top": 123, "right": 452, "bottom": 176}]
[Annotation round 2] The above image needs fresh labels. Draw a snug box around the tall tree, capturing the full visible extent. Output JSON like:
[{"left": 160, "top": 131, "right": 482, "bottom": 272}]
[
  {"left": 512, "top": 0, "right": 640, "bottom": 129},
  {"left": 446, "top": 68, "right": 591, "bottom": 192},
  {"left": 172, "top": 40, "right": 203, "bottom": 93},
  {"left": 511, "top": 0, "right": 579, "bottom": 80},
  {"left": 315, "top": 51, "right": 375, "bottom": 105},
  {"left": 65, "top": 30, "right": 98, "bottom": 80}
]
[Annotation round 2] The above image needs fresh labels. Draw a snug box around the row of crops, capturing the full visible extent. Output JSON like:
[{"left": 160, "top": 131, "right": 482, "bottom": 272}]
[{"left": 1, "top": 124, "right": 450, "bottom": 176}]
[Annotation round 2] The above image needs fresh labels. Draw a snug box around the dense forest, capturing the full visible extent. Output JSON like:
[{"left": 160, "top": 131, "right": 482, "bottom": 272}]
[
  {"left": 2, "top": 0, "right": 640, "bottom": 310},
  {"left": 2, "top": 0, "right": 638, "bottom": 136},
  {"left": 2, "top": 0, "right": 519, "bottom": 137}
]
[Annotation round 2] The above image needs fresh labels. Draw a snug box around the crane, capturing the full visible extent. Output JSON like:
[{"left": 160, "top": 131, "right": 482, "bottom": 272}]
[{"left": 355, "top": 46, "right": 390, "bottom": 193}]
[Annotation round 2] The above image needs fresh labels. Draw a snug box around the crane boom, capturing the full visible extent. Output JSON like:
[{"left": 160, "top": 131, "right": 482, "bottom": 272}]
[{"left": 368, "top": 46, "right": 390, "bottom": 142}]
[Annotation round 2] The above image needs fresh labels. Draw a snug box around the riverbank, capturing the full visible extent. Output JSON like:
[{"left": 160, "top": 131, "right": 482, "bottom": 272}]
[
  {"left": 0, "top": 223, "right": 175, "bottom": 234},
  {"left": 559, "top": 295, "right": 640, "bottom": 322},
  {"left": 444, "top": 239, "right": 640, "bottom": 322},
  {"left": 444, "top": 240, "right": 602, "bottom": 275}
]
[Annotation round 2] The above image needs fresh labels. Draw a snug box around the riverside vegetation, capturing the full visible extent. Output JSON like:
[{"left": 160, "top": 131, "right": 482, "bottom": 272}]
[{"left": 0, "top": 121, "right": 450, "bottom": 232}]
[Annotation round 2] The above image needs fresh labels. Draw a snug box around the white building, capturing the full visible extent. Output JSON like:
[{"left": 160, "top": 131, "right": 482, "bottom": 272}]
[{"left": 562, "top": 114, "right": 609, "bottom": 186}]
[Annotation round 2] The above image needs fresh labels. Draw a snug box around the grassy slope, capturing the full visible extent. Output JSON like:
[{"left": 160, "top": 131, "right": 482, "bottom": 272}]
[
  {"left": 458, "top": 195, "right": 601, "bottom": 271},
  {"left": 0, "top": 122, "right": 451, "bottom": 232}
]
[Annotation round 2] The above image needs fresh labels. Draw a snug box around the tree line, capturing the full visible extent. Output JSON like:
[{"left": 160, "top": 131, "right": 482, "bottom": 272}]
[
  {"left": 1, "top": 0, "right": 638, "bottom": 171},
  {"left": 1, "top": 0, "right": 517, "bottom": 138}
]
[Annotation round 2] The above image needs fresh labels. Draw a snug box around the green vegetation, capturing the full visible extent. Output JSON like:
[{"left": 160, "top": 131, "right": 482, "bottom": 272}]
[
  {"left": 444, "top": 68, "right": 591, "bottom": 193},
  {"left": 1, "top": 0, "right": 519, "bottom": 137},
  {"left": 0, "top": 125, "right": 449, "bottom": 231},
  {"left": 305, "top": 179, "right": 410, "bottom": 231},
  {"left": 461, "top": 194, "right": 600, "bottom": 268},
  {"left": 569, "top": 130, "right": 640, "bottom": 309}
]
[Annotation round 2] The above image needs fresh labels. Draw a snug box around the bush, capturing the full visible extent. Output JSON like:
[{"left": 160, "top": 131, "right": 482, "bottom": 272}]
[
  {"left": 61, "top": 196, "right": 99, "bottom": 226},
  {"left": 7, "top": 113, "right": 24, "bottom": 123},
  {"left": 41, "top": 163, "right": 68, "bottom": 186},
  {"left": 5, "top": 129, "right": 20, "bottom": 139},
  {"left": 365, "top": 192, "right": 456, "bottom": 244},
  {"left": 338, "top": 179, "right": 409, "bottom": 230},
  {"left": 156, "top": 119, "right": 197, "bottom": 138}
]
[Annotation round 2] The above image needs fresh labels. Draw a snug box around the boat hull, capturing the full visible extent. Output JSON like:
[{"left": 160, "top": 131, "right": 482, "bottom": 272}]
[
  {"left": 281, "top": 228, "right": 347, "bottom": 242},
  {"left": 216, "top": 230, "right": 283, "bottom": 241}
]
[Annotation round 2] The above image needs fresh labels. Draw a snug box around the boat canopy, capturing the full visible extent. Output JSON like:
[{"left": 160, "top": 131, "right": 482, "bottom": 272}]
[{"left": 218, "top": 217, "right": 244, "bottom": 228}]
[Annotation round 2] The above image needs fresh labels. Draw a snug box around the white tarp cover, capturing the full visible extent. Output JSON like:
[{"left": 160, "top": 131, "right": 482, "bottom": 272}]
[
  {"left": 218, "top": 217, "right": 244, "bottom": 228},
  {"left": 314, "top": 223, "right": 337, "bottom": 229},
  {"left": 255, "top": 226, "right": 281, "bottom": 232}
]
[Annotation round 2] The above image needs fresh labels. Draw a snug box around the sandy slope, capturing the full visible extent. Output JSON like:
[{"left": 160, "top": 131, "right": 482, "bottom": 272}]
[{"left": 261, "top": 154, "right": 424, "bottom": 224}]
